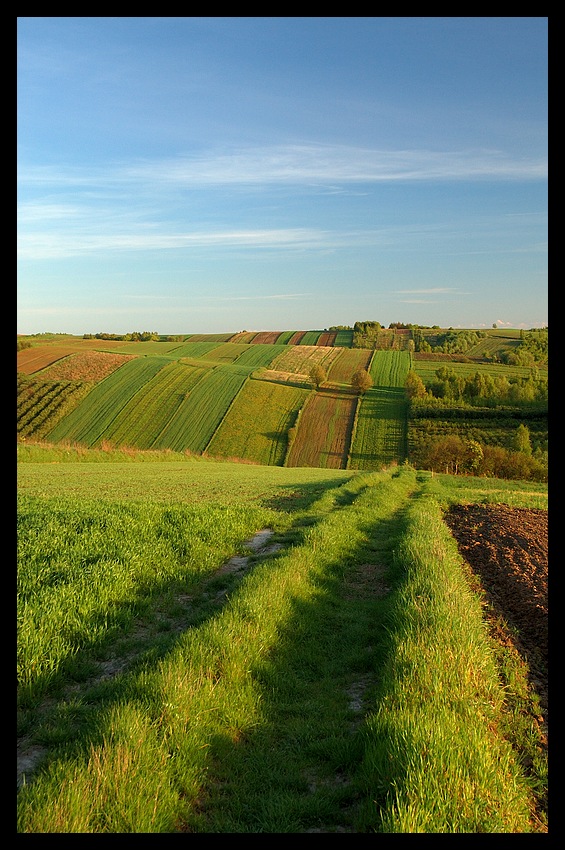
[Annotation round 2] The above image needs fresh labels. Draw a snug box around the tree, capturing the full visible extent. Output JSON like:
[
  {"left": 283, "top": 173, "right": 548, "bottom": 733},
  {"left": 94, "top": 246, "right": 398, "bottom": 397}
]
[
  {"left": 351, "top": 368, "right": 373, "bottom": 394},
  {"left": 310, "top": 364, "right": 327, "bottom": 389},
  {"left": 512, "top": 423, "right": 532, "bottom": 456},
  {"left": 405, "top": 370, "right": 427, "bottom": 400}
]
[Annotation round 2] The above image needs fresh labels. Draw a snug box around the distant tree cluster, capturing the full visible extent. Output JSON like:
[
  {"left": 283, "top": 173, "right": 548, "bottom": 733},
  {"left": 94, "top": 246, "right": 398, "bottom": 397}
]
[
  {"left": 411, "top": 329, "right": 486, "bottom": 354},
  {"left": 407, "top": 366, "right": 547, "bottom": 407},
  {"left": 83, "top": 331, "right": 160, "bottom": 342},
  {"left": 413, "top": 429, "right": 547, "bottom": 482},
  {"left": 500, "top": 329, "right": 548, "bottom": 367}
]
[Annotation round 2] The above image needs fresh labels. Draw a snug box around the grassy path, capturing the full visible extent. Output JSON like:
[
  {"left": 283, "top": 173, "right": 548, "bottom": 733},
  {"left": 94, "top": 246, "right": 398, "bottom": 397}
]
[{"left": 17, "top": 463, "right": 544, "bottom": 832}]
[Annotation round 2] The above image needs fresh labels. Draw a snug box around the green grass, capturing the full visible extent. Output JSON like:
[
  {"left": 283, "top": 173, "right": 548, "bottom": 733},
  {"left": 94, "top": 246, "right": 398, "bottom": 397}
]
[
  {"left": 206, "top": 378, "right": 309, "bottom": 466},
  {"left": 45, "top": 357, "right": 170, "bottom": 446},
  {"left": 17, "top": 453, "right": 547, "bottom": 832},
  {"left": 152, "top": 364, "right": 251, "bottom": 453},
  {"left": 348, "top": 352, "right": 411, "bottom": 470}
]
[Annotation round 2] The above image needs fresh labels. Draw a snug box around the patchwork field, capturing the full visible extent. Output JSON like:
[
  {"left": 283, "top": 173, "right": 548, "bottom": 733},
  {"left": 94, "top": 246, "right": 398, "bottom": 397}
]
[
  {"left": 17, "top": 330, "right": 547, "bottom": 475},
  {"left": 285, "top": 390, "right": 358, "bottom": 469},
  {"left": 206, "top": 378, "right": 309, "bottom": 466}
]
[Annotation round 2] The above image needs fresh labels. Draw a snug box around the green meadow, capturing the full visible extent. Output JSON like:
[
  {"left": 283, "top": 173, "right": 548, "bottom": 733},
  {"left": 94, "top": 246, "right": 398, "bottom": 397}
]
[
  {"left": 17, "top": 448, "right": 547, "bottom": 833},
  {"left": 17, "top": 327, "right": 548, "bottom": 833}
]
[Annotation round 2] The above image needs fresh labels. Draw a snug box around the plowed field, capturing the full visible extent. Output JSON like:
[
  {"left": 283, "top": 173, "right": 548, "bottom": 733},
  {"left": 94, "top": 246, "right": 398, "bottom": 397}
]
[{"left": 445, "top": 504, "right": 548, "bottom": 737}]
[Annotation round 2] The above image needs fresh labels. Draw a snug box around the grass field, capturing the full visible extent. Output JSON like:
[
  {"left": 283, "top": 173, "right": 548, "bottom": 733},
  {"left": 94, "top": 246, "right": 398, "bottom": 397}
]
[
  {"left": 348, "top": 352, "right": 411, "bottom": 470},
  {"left": 206, "top": 378, "right": 309, "bottom": 466},
  {"left": 17, "top": 449, "right": 547, "bottom": 833}
]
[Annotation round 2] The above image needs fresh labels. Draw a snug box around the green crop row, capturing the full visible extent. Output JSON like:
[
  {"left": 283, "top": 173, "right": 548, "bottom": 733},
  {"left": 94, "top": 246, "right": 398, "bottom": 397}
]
[
  {"left": 101, "top": 362, "right": 209, "bottom": 449},
  {"left": 207, "top": 378, "right": 309, "bottom": 466},
  {"left": 45, "top": 357, "right": 170, "bottom": 446},
  {"left": 232, "top": 343, "right": 287, "bottom": 369},
  {"left": 369, "top": 350, "right": 412, "bottom": 387},
  {"left": 153, "top": 364, "right": 251, "bottom": 453}
]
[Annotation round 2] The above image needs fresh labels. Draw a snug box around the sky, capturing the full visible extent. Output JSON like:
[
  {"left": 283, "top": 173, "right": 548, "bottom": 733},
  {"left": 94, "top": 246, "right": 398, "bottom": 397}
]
[{"left": 17, "top": 17, "right": 548, "bottom": 335}]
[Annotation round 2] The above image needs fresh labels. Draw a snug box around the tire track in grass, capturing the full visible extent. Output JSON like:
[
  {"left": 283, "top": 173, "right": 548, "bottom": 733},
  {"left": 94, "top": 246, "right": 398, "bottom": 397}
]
[{"left": 189, "top": 468, "right": 418, "bottom": 834}]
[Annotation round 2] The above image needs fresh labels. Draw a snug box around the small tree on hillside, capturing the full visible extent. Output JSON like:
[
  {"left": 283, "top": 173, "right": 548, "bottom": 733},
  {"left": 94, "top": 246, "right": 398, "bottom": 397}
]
[
  {"left": 351, "top": 368, "right": 373, "bottom": 394},
  {"left": 405, "top": 370, "right": 427, "bottom": 400},
  {"left": 310, "top": 364, "right": 327, "bottom": 389},
  {"left": 512, "top": 423, "right": 532, "bottom": 456}
]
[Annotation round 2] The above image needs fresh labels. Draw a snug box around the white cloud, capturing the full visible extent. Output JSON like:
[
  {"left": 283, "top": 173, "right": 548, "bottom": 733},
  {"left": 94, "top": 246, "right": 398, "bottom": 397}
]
[{"left": 19, "top": 144, "right": 547, "bottom": 193}]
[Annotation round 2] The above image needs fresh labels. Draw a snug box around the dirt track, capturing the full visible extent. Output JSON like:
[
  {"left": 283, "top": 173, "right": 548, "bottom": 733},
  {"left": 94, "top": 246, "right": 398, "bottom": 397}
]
[{"left": 444, "top": 504, "right": 548, "bottom": 733}]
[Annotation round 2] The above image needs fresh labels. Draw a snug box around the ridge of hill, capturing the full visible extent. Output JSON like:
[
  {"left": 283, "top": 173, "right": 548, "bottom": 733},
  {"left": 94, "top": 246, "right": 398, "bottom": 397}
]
[{"left": 17, "top": 328, "right": 547, "bottom": 475}]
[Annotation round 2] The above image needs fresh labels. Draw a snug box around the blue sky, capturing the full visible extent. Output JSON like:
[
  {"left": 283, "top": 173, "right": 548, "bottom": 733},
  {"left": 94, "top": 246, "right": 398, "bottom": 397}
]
[{"left": 17, "top": 17, "right": 548, "bottom": 335}]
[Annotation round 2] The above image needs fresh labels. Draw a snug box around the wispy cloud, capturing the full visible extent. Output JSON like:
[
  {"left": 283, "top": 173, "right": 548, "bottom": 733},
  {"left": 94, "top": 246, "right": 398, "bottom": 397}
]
[
  {"left": 19, "top": 143, "right": 547, "bottom": 192},
  {"left": 126, "top": 145, "right": 547, "bottom": 185},
  {"left": 17, "top": 227, "right": 339, "bottom": 260},
  {"left": 395, "top": 287, "right": 460, "bottom": 294}
]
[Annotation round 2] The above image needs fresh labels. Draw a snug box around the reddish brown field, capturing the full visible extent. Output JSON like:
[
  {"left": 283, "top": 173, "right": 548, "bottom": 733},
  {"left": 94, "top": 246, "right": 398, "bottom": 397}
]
[
  {"left": 317, "top": 331, "right": 337, "bottom": 346},
  {"left": 445, "top": 504, "right": 548, "bottom": 737},
  {"left": 288, "top": 331, "right": 307, "bottom": 344},
  {"left": 285, "top": 390, "right": 357, "bottom": 469},
  {"left": 327, "top": 348, "right": 372, "bottom": 384},
  {"left": 250, "top": 332, "right": 283, "bottom": 344},
  {"left": 17, "top": 346, "right": 81, "bottom": 375},
  {"left": 39, "top": 351, "right": 136, "bottom": 383}
]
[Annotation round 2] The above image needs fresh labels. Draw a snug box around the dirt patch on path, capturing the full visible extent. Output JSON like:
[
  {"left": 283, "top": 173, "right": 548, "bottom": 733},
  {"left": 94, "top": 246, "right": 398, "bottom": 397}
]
[{"left": 444, "top": 504, "right": 548, "bottom": 730}]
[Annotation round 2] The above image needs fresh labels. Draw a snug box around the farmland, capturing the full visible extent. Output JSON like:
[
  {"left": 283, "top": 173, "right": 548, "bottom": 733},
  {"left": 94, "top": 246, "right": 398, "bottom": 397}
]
[
  {"left": 17, "top": 325, "right": 548, "bottom": 833},
  {"left": 17, "top": 328, "right": 547, "bottom": 479},
  {"left": 17, "top": 449, "right": 547, "bottom": 833}
]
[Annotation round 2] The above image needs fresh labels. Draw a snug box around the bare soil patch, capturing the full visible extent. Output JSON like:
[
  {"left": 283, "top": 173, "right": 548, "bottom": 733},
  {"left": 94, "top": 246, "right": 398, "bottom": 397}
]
[{"left": 444, "top": 504, "right": 548, "bottom": 731}]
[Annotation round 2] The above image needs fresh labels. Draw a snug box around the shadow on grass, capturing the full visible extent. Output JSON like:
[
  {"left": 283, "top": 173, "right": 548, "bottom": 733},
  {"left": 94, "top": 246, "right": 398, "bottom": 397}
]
[{"left": 18, "top": 475, "right": 414, "bottom": 834}]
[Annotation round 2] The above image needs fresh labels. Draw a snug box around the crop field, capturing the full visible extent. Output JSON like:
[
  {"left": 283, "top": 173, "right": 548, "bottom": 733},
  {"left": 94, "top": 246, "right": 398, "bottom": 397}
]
[
  {"left": 230, "top": 343, "right": 286, "bottom": 369},
  {"left": 369, "top": 350, "right": 411, "bottom": 387},
  {"left": 98, "top": 362, "right": 209, "bottom": 450},
  {"left": 16, "top": 450, "right": 547, "bottom": 834},
  {"left": 348, "top": 352, "right": 410, "bottom": 470},
  {"left": 316, "top": 331, "right": 338, "bottom": 346},
  {"left": 298, "top": 330, "right": 323, "bottom": 345},
  {"left": 333, "top": 329, "right": 354, "bottom": 347},
  {"left": 17, "top": 345, "right": 87, "bottom": 375},
  {"left": 327, "top": 348, "right": 373, "bottom": 384},
  {"left": 229, "top": 331, "right": 258, "bottom": 343},
  {"left": 412, "top": 358, "right": 540, "bottom": 384},
  {"left": 274, "top": 331, "right": 298, "bottom": 345},
  {"left": 185, "top": 333, "right": 234, "bottom": 343},
  {"left": 464, "top": 337, "right": 522, "bottom": 359},
  {"left": 17, "top": 375, "right": 93, "bottom": 441},
  {"left": 45, "top": 357, "right": 171, "bottom": 447},
  {"left": 17, "top": 332, "right": 547, "bottom": 479},
  {"left": 246, "top": 331, "right": 284, "bottom": 344},
  {"left": 38, "top": 350, "right": 137, "bottom": 383},
  {"left": 206, "top": 378, "right": 309, "bottom": 465},
  {"left": 271, "top": 344, "right": 342, "bottom": 378},
  {"left": 155, "top": 341, "right": 223, "bottom": 359},
  {"left": 197, "top": 342, "right": 253, "bottom": 363},
  {"left": 408, "top": 414, "right": 548, "bottom": 459},
  {"left": 285, "top": 389, "right": 357, "bottom": 469},
  {"left": 151, "top": 364, "right": 251, "bottom": 453}
]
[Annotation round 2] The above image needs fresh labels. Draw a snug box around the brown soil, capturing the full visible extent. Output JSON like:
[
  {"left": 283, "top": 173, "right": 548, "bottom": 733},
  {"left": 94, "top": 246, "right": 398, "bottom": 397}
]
[{"left": 444, "top": 504, "right": 548, "bottom": 731}]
